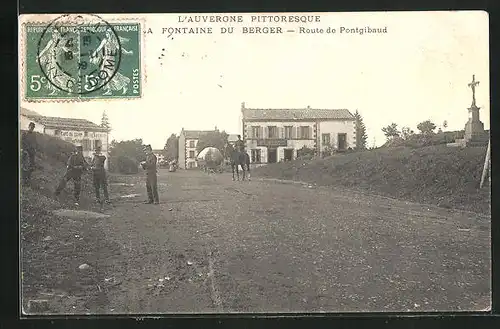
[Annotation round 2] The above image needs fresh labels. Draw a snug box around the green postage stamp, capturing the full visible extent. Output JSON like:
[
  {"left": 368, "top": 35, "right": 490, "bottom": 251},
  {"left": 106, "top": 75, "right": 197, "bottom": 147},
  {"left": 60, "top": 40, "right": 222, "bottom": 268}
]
[{"left": 21, "top": 14, "right": 142, "bottom": 101}]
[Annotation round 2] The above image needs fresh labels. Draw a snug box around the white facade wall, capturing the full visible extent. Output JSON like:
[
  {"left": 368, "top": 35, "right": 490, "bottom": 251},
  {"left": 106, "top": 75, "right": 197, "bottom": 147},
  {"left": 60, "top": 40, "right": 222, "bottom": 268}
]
[
  {"left": 243, "top": 120, "right": 316, "bottom": 163},
  {"left": 318, "top": 120, "right": 357, "bottom": 150},
  {"left": 185, "top": 138, "right": 199, "bottom": 169},
  {"left": 243, "top": 119, "right": 356, "bottom": 163}
]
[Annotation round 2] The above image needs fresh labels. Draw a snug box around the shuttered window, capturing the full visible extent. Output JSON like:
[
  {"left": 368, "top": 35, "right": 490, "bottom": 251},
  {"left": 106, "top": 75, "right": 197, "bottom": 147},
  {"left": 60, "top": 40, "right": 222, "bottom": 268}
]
[
  {"left": 251, "top": 149, "right": 261, "bottom": 163},
  {"left": 268, "top": 126, "right": 278, "bottom": 138},
  {"left": 251, "top": 126, "right": 260, "bottom": 138},
  {"left": 322, "top": 133, "right": 330, "bottom": 145},
  {"left": 299, "top": 126, "right": 310, "bottom": 139},
  {"left": 285, "top": 126, "right": 293, "bottom": 139}
]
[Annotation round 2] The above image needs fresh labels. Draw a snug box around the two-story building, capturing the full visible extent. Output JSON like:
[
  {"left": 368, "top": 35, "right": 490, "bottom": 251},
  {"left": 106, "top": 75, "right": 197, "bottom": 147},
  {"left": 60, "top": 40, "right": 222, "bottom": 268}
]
[
  {"left": 20, "top": 107, "right": 110, "bottom": 168},
  {"left": 153, "top": 149, "right": 166, "bottom": 165},
  {"left": 178, "top": 128, "right": 215, "bottom": 169},
  {"left": 240, "top": 103, "right": 356, "bottom": 164}
]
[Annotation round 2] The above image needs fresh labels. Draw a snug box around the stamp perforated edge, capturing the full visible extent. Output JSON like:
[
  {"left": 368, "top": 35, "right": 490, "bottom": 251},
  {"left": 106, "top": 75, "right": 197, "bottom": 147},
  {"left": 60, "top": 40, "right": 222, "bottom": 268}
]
[{"left": 19, "top": 15, "right": 147, "bottom": 103}]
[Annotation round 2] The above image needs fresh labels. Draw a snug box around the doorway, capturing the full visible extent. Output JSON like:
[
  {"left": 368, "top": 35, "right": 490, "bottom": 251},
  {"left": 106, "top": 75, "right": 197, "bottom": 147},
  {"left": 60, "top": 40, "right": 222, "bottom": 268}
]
[
  {"left": 284, "top": 148, "right": 294, "bottom": 161},
  {"left": 337, "top": 133, "right": 347, "bottom": 151},
  {"left": 268, "top": 148, "right": 277, "bottom": 163}
]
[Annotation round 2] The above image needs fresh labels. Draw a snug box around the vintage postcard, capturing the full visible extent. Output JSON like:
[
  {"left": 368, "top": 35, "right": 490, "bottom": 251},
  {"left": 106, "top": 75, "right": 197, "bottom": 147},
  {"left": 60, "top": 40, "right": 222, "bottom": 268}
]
[{"left": 18, "top": 11, "right": 490, "bottom": 315}]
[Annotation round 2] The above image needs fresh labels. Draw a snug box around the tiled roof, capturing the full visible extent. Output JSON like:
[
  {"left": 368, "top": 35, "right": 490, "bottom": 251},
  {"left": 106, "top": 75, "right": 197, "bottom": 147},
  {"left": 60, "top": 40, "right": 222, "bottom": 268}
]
[
  {"left": 20, "top": 107, "right": 42, "bottom": 117},
  {"left": 242, "top": 108, "right": 355, "bottom": 120},
  {"left": 182, "top": 130, "right": 214, "bottom": 139},
  {"left": 32, "top": 116, "right": 109, "bottom": 131}
]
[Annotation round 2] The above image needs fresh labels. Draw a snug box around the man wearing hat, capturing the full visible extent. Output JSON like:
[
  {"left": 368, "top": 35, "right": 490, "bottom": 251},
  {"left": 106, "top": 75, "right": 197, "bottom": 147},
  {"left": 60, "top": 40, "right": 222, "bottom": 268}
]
[
  {"left": 21, "top": 122, "right": 37, "bottom": 185},
  {"left": 141, "top": 144, "right": 159, "bottom": 204},
  {"left": 54, "top": 144, "right": 89, "bottom": 205},
  {"left": 235, "top": 134, "right": 245, "bottom": 152},
  {"left": 90, "top": 145, "right": 110, "bottom": 204}
]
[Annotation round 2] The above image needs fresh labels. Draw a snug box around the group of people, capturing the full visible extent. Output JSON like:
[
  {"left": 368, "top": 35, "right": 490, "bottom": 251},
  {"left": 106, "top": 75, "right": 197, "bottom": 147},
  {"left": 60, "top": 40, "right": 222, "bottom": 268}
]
[
  {"left": 53, "top": 144, "right": 109, "bottom": 206},
  {"left": 21, "top": 121, "right": 160, "bottom": 206}
]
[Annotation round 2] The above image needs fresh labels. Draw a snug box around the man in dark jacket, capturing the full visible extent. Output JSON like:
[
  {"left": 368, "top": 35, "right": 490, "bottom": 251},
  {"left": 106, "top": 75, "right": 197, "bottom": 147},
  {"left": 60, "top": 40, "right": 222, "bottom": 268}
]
[
  {"left": 141, "top": 145, "right": 159, "bottom": 204},
  {"left": 235, "top": 134, "right": 245, "bottom": 152},
  {"left": 54, "top": 145, "right": 89, "bottom": 205},
  {"left": 21, "top": 122, "right": 37, "bottom": 185},
  {"left": 91, "top": 145, "right": 110, "bottom": 204}
]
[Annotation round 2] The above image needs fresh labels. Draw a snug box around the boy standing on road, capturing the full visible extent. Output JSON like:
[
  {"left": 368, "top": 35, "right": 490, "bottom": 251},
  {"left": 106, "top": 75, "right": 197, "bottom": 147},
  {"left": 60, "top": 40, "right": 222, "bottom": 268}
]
[
  {"left": 141, "top": 145, "right": 159, "bottom": 204},
  {"left": 54, "top": 145, "right": 89, "bottom": 206},
  {"left": 91, "top": 145, "right": 110, "bottom": 204}
]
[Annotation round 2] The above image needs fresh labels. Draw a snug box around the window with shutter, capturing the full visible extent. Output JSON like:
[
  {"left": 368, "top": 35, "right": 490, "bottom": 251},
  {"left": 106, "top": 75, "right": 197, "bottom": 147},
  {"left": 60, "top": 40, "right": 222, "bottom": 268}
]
[
  {"left": 260, "top": 126, "right": 264, "bottom": 139},
  {"left": 296, "top": 127, "right": 300, "bottom": 139},
  {"left": 309, "top": 126, "right": 313, "bottom": 139},
  {"left": 322, "top": 133, "right": 330, "bottom": 145},
  {"left": 299, "top": 126, "right": 309, "bottom": 139},
  {"left": 267, "top": 126, "right": 278, "bottom": 138},
  {"left": 251, "top": 126, "right": 259, "bottom": 138}
]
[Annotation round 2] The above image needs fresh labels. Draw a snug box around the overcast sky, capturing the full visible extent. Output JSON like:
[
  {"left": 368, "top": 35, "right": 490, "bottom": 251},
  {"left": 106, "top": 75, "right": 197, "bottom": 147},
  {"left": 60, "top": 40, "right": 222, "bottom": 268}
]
[{"left": 20, "top": 11, "right": 489, "bottom": 149}]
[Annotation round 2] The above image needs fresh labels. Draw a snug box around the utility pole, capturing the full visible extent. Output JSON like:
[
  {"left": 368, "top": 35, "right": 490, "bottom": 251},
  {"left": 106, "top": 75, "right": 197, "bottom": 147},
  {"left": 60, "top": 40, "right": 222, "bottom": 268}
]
[{"left": 479, "top": 139, "right": 490, "bottom": 189}]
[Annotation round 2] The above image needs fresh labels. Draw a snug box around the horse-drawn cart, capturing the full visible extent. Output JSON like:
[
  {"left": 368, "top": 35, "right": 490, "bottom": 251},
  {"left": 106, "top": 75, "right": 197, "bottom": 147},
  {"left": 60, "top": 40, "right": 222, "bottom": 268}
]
[{"left": 197, "top": 147, "right": 224, "bottom": 173}]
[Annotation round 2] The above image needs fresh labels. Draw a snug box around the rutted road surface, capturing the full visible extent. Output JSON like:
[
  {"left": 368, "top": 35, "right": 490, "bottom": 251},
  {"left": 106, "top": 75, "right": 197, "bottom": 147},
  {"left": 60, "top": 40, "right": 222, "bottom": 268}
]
[{"left": 93, "top": 169, "right": 490, "bottom": 313}]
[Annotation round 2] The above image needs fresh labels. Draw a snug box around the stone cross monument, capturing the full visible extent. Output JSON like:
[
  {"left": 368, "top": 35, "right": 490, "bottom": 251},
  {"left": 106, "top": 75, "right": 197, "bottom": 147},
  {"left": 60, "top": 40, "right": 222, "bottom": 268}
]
[{"left": 463, "top": 74, "right": 487, "bottom": 145}]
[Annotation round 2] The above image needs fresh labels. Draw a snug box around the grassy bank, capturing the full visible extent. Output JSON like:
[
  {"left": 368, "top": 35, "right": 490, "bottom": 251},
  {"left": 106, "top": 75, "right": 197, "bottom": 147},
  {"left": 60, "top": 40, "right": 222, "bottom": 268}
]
[
  {"left": 253, "top": 145, "right": 490, "bottom": 214},
  {"left": 20, "top": 133, "right": 114, "bottom": 313}
]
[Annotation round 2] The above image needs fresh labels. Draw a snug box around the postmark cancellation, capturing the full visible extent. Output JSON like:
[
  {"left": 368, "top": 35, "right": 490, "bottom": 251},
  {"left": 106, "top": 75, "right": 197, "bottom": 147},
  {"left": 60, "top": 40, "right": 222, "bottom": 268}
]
[{"left": 20, "top": 14, "right": 143, "bottom": 102}]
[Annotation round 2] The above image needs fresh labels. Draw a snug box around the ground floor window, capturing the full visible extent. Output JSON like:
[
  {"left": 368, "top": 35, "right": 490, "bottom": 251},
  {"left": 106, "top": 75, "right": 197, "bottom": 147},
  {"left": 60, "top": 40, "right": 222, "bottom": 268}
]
[
  {"left": 284, "top": 148, "right": 294, "bottom": 161},
  {"left": 251, "top": 149, "right": 261, "bottom": 163},
  {"left": 93, "top": 139, "right": 101, "bottom": 150}
]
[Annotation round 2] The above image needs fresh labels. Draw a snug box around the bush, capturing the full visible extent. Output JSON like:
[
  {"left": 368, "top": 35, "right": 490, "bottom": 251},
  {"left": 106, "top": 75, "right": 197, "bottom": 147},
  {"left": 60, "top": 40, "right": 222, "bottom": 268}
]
[
  {"left": 111, "top": 155, "right": 139, "bottom": 174},
  {"left": 384, "top": 130, "right": 465, "bottom": 148},
  {"left": 30, "top": 132, "right": 74, "bottom": 164},
  {"left": 297, "top": 146, "right": 316, "bottom": 160}
]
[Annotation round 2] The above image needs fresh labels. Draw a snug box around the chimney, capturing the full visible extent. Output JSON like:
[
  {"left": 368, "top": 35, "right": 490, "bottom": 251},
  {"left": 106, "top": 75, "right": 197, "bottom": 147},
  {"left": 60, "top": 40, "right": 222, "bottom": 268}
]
[
  {"left": 241, "top": 102, "right": 245, "bottom": 109},
  {"left": 307, "top": 105, "right": 311, "bottom": 109}
]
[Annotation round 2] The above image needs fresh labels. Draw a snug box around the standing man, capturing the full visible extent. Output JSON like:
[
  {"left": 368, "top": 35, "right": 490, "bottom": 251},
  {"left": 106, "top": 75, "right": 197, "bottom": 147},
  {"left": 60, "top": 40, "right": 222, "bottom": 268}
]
[
  {"left": 141, "top": 145, "right": 159, "bottom": 204},
  {"left": 91, "top": 145, "right": 110, "bottom": 204},
  {"left": 54, "top": 145, "right": 89, "bottom": 206},
  {"left": 21, "top": 122, "right": 37, "bottom": 185},
  {"left": 235, "top": 134, "right": 245, "bottom": 152}
]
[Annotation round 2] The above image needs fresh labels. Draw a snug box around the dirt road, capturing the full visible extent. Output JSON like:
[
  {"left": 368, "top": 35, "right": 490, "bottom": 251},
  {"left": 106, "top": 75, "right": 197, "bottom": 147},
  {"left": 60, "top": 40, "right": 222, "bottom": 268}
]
[{"left": 29, "top": 169, "right": 491, "bottom": 314}]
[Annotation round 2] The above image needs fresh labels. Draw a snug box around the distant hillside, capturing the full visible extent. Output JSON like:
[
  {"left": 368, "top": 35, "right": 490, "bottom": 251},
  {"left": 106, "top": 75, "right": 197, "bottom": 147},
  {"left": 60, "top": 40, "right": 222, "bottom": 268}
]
[{"left": 253, "top": 145, "right": 490, "bottom": 214}]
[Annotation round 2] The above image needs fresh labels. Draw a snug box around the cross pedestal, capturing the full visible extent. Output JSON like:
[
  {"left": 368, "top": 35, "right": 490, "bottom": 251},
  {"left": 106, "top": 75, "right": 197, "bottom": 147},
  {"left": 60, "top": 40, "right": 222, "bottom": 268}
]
[{"left": 463, "top": 104, "right": 488, "bottom": 145}]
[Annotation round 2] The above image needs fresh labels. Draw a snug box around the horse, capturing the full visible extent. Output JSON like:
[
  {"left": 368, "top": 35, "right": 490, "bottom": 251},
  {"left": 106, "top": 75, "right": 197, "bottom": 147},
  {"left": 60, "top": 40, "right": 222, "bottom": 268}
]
[{"left": 230, "top": 148, "right": 250, "bottom": 181}]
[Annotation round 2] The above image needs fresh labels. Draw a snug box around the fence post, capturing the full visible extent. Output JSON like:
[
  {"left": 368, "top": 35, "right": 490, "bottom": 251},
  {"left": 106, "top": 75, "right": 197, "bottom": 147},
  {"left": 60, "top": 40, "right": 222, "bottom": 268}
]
[{"left": 480, "top": 139, "right": 491, "bottom": 189}]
